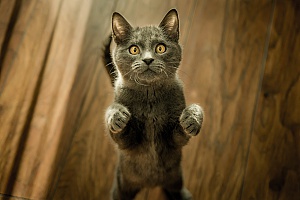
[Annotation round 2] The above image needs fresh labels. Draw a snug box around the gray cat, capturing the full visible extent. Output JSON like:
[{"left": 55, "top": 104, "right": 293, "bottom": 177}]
[{"left": 103, "top": 9, "right": 204, "bottom": 200}]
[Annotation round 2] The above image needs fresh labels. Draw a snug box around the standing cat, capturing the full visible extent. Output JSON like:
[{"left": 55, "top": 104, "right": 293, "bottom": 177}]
[{"left": 103, "top": 9, "right": 204, "bottom": 200}]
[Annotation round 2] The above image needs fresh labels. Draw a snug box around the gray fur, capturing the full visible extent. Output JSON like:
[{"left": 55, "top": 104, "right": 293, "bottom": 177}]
[{"left": 105, "top": 9, "right": 204, "bottom": 200}]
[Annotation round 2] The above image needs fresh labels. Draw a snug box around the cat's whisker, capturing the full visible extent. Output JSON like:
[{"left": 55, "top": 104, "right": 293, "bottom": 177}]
[
  {"left": 129, "top": 74, "right": 134, "bottom": 81},
  {"left": 132, "top": 65, "right": 140, "bottom": 70},
  {"left": 123, "top": 64, "right": 141, "bottom": 77},
  {"left": 105, "top": 62, "right": 114, "bottom": 67},
  {"left": 104, "top": 62, "right": 117, "bottom": 76},
  {"left": 166, "top": 66, "right": 180, "bottom": 69},
  {"left": 166, "top": 61, "right": 180, "bottom": 63},
  {"left": 135, "top": 73, "right": 149, "bottom": 86},
  {"left": 123, "top": 70, "right": 132, "bottom": 77},
  {"left": 110, "top": 71, "right": 118, "bottom": 76},
  {"left": 164, "top": 68, "right": 177, "bottom": 76},
  {"left": 166, "top": 66, "right": 189, "bottom": 75},
  {"left": 163, "top": 70, "right": 169, "bottom": 78}
]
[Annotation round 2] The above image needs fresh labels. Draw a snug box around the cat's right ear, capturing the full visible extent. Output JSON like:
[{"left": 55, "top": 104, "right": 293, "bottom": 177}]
[
  {"left": 112, "top": 12, "right": 132, "bottom": 44},
  {"left": 159, "top": 9, "right": 179, "bottom": 42}
]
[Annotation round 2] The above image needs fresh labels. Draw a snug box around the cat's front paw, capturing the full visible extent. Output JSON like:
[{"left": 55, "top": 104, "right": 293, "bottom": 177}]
[
  {"left": 105, "top": 104, "right": 131, "bottom": 134},
  {"left": 180, "top": 104, "right": 204, "bottom": 136}
]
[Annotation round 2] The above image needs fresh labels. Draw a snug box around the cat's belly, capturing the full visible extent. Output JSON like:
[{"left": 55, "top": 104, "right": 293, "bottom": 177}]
[
  {"left": 119, "top": 116, "right": 183, "bottom": 186},
  {"left": 120, "top": 146, "right": 181, "bottom": 186}
]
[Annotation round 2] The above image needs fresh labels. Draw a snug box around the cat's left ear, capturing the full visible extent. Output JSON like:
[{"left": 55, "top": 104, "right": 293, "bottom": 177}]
[
  {"left": 159, "top": 9, "right": 179, "bottom": 42},
  {"left": 112, "top": 12, "right": 132, "bottom": 44}
]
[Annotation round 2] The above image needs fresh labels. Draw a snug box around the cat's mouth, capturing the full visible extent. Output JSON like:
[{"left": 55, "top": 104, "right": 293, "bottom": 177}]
[
  {"left": 138, "top": 69, "right": 157, "bottom": 78},
  {"left": 143, "top": 68, "right": 157, "bottom": 74},
  {"left": 134, "top": 67, "right": 162, "bottom": 83},
  {"left": 143, "top": 65, "right": 165, "bottom": 74}
]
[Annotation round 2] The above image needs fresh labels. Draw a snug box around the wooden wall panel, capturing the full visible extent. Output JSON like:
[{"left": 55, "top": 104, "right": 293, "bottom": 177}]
[
  {"left": 0, "top": 0, "right": 16, "bottom": 56},
  {"left": 11, "top": 0, "right": 93, "bottom": 199},
  {"left": 0, "top": 0, "right": 62, "bottom": 197},
  {"left": 242, "top": 0, "right": 300, "bottom": 199},
  {"left": 1, "top": 0, "right": 298, "bottom": 199},
  {"left": 180, "top": 0, "right": 275, "bottom": 199},
  {"left": 0, "top": 0, "right": 93, "bottom": 199},
  {"left": 52, "top": 0, "right": 118, "bottom": 199}
]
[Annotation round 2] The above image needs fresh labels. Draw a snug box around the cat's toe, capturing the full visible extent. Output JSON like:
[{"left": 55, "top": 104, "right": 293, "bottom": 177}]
[
  {"left": 187, "top": 125, "right": 201, "bottom": 136},
  {"left": 106, "top": 106, "right": 131, "bottom": 133},
  {"left": 180, "top": 104, "right": 204, "bottom": 136},
  {"left": 180, "top": 116, "right": 201, "bottom": 136},
  {"left": 110, "top": 118, "right": 127, "bottom": 133}
]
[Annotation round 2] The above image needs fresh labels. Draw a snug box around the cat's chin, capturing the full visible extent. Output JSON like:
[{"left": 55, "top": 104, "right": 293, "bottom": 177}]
[{"left": 135, "top": 70, "right": 165, "bottom": 85}]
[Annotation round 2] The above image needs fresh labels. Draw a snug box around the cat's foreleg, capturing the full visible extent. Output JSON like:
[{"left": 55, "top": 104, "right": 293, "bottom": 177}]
[
  {"left": 106, "top": 103, "right": 131, "bottom": 134},
  {"left": 179, "top": 104, "right": 204, "bottom": 136},
  {"left": 105, "top": 103, "right": 133, "bottom": 148}
]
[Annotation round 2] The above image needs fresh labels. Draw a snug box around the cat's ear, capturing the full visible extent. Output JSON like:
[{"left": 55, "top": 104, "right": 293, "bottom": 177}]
[
  {"left": 112, "top": 12, "right": 132, "bottom": 44},
  {"left": 159, "top": 9, "right": 179, "bottom": 42}
]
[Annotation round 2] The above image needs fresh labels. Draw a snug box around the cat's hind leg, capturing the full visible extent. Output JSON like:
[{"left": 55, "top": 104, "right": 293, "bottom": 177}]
[
  {"left": 163, "top": 187, "right": 193, "bottom": 200},
  {"left": 111, "top": 168, "right": 141, "bottom": 200},
  {"left": 111, "top": 184, "right": 140, "bottom": 200},
  {"left": 162, "top": 174, "right": 192, "bottom": 200}
]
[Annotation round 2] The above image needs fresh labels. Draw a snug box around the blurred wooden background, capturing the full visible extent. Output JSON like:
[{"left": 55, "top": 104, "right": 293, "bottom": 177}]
[{"left": 0, "top": 0, "right": 299, "bottom": 199}]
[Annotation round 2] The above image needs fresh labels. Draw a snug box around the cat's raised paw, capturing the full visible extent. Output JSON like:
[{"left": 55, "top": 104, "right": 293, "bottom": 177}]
[
  {"left": 106, "top": 104, "right": 131, "bottom": 134},
  {"left": 180, "top": 104, "right": 204, "bottom": 136}
]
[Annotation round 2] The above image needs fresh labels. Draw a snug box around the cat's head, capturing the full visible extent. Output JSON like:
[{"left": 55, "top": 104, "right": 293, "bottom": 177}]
[{"left": 111, "top": 9, "right": 182, "bottom": 86}]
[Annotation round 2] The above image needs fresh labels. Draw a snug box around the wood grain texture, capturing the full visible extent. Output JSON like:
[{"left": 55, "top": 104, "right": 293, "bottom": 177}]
[
  {"left": 52, "top": 0, "right": 118, "bottom": 199},
  {"left": 242, "top": 0, "right": 300, "bottom": 199},
  {"left": 0, "top": 0, "right": 92, "bottom": 199},
  {"left": 1, "top": 0, "right": 299, "bottom": 199},
  {"left": 0, "top": 0, "right": 16, "bottom": 41},
  {"left": 13, "top": 0, "right": 93, "bottom": 198},
  {"left": 0, "top": 0, "right": 17, "bottom": 63},
  {"left": 0, "top": 0, "right": 62, "bottom": 197},
  {"left": 180, "top": 0, "right": 275, "bottom": 199}
]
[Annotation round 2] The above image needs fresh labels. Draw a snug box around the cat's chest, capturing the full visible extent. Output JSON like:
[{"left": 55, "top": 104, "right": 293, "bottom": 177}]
[
  {"left": 136, "top": 101, "right": 168, "bottom": 122},
  {"left": 116, "top": 86, "right": 185, "bottom": 132}
]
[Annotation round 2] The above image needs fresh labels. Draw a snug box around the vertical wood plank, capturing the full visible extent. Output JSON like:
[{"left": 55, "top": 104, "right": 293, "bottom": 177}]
[
  {"left": 0, "top": 0, "right": 62, "bottom": 197},
  {"left": 180, "top": 0, "right": 275, "bottom": 199},
  {"left": 52, "top": 0, "right": 117, "bottom": 199},
  {"left": 9, "top": 0, "right": 93, "bottom": 199},
  {"left": 0, "top": 0, "right": 94, "bottom": 199},
  {"left": 0, "top": 0, "right": 16, "bottom": 36},
  {"left": 0, "top": 0, "right": 16, "bottom": 58},
  {"left": 242, "top": 0, "right": 300, "bottom": 199}
]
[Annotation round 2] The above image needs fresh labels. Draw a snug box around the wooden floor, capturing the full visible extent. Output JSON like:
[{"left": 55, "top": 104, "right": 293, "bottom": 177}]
[{"left": 0, "top": 0, "right": 299, "bottom": 199}]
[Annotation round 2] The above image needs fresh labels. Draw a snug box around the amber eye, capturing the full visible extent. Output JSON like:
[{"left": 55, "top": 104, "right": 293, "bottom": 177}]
[
  {"left": 155, "top": 44, "right": 166, "bottom": 54},
  {"left": 129, "top": 45, "right": 140, "bottom": 55}
]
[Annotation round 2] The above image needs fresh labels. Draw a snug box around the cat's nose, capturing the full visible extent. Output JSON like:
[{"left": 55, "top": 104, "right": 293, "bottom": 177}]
[{"left": 143, "top": 58, "right": 154, "bottom": 65}]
